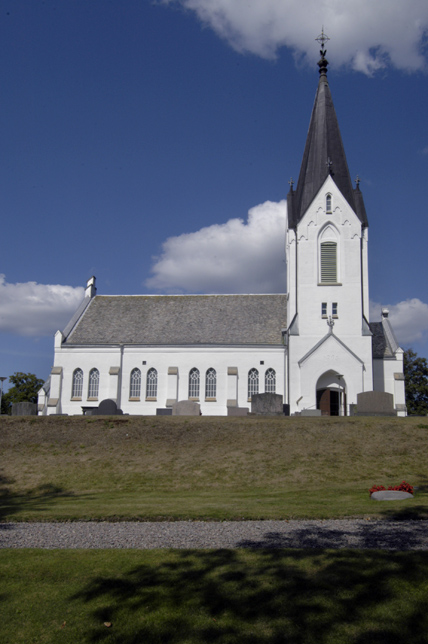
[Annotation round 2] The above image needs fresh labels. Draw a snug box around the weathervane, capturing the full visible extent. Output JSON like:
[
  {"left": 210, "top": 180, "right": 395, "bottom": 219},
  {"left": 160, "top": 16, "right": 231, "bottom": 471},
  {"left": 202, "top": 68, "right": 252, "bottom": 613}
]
[{"left": 316, "top": 27, "right": 330, "bottom": 76}]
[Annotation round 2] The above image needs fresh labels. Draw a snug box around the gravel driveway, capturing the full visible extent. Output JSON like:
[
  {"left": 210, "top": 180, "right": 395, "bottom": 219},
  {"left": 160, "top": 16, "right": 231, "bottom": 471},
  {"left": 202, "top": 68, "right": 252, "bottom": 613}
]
[{"left": 1, "top": 519, "right": 428, "bottom": 550}]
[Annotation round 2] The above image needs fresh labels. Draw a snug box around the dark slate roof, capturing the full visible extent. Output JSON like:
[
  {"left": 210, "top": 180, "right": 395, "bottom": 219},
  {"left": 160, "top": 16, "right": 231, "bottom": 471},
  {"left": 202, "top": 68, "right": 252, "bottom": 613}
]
[
  {"left": 64, "top": 294, "right": 287, "bottom": 346},
  {"left": 288, "top": 63, "right": 368, "bottom": 229},
  {"left": 370, "top": 322, "right": 394, "bottom": 358}
]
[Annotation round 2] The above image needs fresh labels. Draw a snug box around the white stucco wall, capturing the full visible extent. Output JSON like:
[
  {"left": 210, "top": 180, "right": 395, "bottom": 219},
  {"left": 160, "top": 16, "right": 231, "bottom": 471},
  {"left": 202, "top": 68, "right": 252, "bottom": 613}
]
[
  {"left": 286, "top": 177, "right": 373, "bottom": 414},
  {"left": 43, "top": 344, "right": 287, "bottom": 416}
]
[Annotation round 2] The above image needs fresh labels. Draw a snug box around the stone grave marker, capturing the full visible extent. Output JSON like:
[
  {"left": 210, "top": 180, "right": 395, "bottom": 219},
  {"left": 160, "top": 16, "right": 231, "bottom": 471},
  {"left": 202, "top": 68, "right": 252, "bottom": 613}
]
[
  {"left": 251, "top": 393, "right": 284, "bottom": 416},
  {"left": 172, "top": 400, "right": 201, "bottom": 416}
]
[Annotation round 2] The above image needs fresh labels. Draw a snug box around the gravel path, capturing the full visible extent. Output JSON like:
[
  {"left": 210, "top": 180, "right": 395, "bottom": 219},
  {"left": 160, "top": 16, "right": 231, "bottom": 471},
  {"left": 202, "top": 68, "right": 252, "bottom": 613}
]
[{"left": 1, "top": 519, "right": 428, "bottom": 550}]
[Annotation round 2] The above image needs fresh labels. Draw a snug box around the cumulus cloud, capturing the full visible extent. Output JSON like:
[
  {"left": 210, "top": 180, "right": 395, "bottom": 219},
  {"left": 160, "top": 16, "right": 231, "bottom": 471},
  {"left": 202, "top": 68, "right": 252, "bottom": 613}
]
[
  {"left": 145, "top": 200, "right": 287, "bottom": 293},
  {"left": 164, "top": 0, "right": 428, "bottom": 74},
  {"left": 0, "top": 275, "right": 84, "bottom": 337},
  {"left": 370, "top": 298, "right": 428, "bottom": 346}
]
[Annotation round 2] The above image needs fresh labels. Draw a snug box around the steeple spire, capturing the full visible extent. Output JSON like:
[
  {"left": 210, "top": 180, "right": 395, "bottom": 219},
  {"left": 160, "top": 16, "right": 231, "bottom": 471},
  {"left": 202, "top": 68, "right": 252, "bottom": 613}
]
[{"left": 288, "top": 31, "right": 368, "bottom": 229}]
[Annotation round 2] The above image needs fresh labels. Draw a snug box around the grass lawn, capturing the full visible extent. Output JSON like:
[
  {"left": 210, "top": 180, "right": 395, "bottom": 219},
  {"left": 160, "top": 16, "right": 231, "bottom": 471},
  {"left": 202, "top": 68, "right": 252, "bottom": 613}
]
[
  {"left": 1, "top": 415, "right": 428, "bottom": 521},
  {"left": 2, "top": 548, "right": 428, "bottom": 643},
  {"left": 2, "top": 415, "right": 428, "bottom": 643}
]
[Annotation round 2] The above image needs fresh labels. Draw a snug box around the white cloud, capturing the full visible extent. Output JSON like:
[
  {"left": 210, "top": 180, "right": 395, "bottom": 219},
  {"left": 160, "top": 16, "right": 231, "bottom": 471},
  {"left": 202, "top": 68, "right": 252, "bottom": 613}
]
[
  {"left": 370, "top": 298, "right": 428, "bottom": 346},
  {"left": 0, "top": 275, "right": 84, "bottom": 337},
  {"left": 145, "top": 200, "right": 287, "bottom": 293},
  {"left": 164, "top": 0, "right": 428, "bottom": 73}
]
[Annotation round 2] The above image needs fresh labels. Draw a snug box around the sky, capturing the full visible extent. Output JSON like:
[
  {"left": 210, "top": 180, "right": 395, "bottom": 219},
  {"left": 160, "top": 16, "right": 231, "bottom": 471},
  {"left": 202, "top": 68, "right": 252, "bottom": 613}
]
[{"left": 0, "top": 0, "right": 428, "bottom": 388}]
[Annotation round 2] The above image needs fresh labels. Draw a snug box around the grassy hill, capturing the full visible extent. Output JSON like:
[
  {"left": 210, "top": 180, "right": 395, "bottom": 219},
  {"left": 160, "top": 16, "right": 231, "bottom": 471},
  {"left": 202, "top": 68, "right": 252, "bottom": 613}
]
[{"left": 1, "top": 414, "right": 427, "bottom": 521}]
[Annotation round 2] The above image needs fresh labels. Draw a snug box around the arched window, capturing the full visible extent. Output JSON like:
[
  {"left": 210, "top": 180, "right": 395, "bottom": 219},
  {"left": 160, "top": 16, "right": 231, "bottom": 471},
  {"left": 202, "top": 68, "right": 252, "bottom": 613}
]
[
  {"left": 265, "top": 368, "right": 276, "bottom": 394},
  {"left": 71, "top": 368, "right": 83, "bottom": 398},
  {"left": 320, "top": 241, "right": 337, "bottom": 283},
  {"left": 129, "top": 368, "right": 141, "bottom": 399},
  {"left": 248, "top": 368, "right": 259, "bottom": 400},
  {"left": 146, "top": 368, "right": 158, "bottom": 399},
  {"left": 88, "top": 368, "right": 100, "bottom": 399},
  {"left": 205, "top": 368, "right": 216, "bottom": 399},
  {"left": 189, "top": 368, "right": 200, "bottom": 399},
  {"left": 326, "top": 193, "right": 332, "bottom": 213}
]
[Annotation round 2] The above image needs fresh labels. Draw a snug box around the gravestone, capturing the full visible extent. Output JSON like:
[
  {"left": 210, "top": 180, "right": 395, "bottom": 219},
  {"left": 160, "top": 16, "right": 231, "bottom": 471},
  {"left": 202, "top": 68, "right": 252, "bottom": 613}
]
[
  {"left": 11, "top": 402, "right": 37, "bottom": 416},
  {"left": 172, "top": 400, "right": 200, "bottom": 416},
  {"left": 371, "top": 490, "right": 414, "bottom": 501},
  {"left": 156, "top": 408, "right": 173, "bottom": 416},
  {"left": 301, "top": 409, "right": 322, "bottom": 417},
  {"left": 251, "top": 393, "right": 284, "bottom": 416},
  {"left": 91, "top": 399, "right": 123, "bottom": 415},
  {"left": 227, "top": 406, "right": 249, "bottom": 417},
  {"left": 356, "top": 391, "right": 395, "bottom": 416}
]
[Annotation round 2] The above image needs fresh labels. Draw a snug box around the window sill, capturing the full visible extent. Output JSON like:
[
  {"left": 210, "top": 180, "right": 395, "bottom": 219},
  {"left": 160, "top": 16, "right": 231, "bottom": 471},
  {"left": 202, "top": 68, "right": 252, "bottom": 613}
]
[
  {"left": 129, "top": 397, "right": 140, "bottom": 402},
  {"left": 189, "top": 397, "right": 200, "bottom": 402},
  {"left": 146, "top": 397, "right": 157, "bottom": 402},
  {"left": 87, "top": 397, "right": 98, "bottom": 402},
  {"left": 71, "top": 397, "right": 82, "bottom": 401},
  {"left": 318, "top": 282, "right": 342, "bottom": 286},
  {"left": 205, "top": 398, "right": 216, "bottom": 402}
]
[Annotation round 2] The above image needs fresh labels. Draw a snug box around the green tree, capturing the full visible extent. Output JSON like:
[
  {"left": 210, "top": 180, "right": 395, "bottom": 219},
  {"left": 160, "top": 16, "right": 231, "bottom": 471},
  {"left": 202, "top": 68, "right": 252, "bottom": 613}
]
[
  {"left": 1, "top": 372, "right": 45, "bottom": 415},
  {"left": 404, "top": 349, "right": 428, "bottom": 416}
]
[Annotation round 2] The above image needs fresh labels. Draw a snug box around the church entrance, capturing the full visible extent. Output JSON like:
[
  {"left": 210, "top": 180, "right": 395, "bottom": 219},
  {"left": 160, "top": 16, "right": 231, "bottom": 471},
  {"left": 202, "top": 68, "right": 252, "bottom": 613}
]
[
  {"left": 316, "top": 371, "right": 347, "bottom": 416},
  {"left": 317, "top": 388, "right": 340, "bottom": 416}
]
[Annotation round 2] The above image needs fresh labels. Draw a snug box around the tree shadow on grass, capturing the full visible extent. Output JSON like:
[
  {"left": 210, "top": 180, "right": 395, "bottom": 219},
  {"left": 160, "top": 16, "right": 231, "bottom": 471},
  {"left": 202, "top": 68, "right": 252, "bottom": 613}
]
[
  {"left": 0, "top": 474, "right": 75, "bottom": 522},
  {"left": 71, "top": 548, "right": 428, "bottom": 643}
]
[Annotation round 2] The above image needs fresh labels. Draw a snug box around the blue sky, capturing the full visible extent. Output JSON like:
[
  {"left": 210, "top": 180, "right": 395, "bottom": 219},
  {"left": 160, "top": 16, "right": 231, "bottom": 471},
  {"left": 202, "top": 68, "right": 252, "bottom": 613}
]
[{"left": 0, "top": 0, "right": 428, "bottom": 388}]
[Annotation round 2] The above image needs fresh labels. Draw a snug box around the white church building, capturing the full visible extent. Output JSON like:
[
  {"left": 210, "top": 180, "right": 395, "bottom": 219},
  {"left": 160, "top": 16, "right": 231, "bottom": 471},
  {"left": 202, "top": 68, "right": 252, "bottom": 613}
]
[{"left": 38, "top": 45, "right": 406, "bottom": 417}]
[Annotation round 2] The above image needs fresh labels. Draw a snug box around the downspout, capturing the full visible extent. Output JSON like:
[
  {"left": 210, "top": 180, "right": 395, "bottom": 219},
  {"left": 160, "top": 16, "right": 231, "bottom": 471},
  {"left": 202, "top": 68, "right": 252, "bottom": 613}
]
[{"left": 117, "top": 344, "right": 124, "bottom": 410}]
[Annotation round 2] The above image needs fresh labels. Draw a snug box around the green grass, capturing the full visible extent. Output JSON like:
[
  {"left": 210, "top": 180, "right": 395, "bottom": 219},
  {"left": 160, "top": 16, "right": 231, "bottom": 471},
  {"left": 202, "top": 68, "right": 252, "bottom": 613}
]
[
  {"left": 2, "top": 548, "right": 428, "bottom": 643},
  {"left": 1, "top": 415, "right": 428, "bottom": 521}
]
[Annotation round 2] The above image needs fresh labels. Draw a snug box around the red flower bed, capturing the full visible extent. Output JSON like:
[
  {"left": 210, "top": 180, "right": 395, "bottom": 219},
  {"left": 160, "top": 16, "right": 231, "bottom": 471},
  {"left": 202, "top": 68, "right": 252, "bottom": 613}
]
[{"left": 369, "top": 481, "right": 414, "bottom": 496}]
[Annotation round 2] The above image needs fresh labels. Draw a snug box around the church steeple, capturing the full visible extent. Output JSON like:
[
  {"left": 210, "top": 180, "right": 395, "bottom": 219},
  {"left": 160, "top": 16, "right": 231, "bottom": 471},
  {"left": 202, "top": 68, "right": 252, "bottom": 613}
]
[{"left": 288, "top": 32, "right": 368, "bottom": 229}]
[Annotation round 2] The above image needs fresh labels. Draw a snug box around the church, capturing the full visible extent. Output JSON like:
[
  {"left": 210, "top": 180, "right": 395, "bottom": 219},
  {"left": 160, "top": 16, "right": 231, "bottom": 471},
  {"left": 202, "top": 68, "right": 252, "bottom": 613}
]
[{"left": 38, "top": 42, "right": 406, "bottom": 417}]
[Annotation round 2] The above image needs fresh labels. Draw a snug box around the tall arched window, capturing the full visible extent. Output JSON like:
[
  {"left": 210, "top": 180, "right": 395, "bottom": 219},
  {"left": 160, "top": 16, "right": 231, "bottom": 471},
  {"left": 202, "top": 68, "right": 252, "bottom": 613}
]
[
  {"left": 248, "top": 368, "right": 259, "bottom": 400},
  {"left": 326, "top": 193, "right": 332, "bottom": 213},
  {"left": 146, "top": 368, "right": 158, "bottom": 399},
  {"left": 88, "top": 368, "right": 100, "bottom": 399},
  {"left": 71, "top": 368, "right": 83, "bottom": 398},
  {"left": 129, "top": 368, "right": 141, "bottom": 399},
  {"left": 320, "top": 241, "right": 337, "bottom": 283},
  {"left": 189, "top": 368, "right": 200, "bottom": 399},
  {"left": 205, "top": 368, "right": 216, "bottom": 399},
  {"left": 265, "top": 368, "right": 276, "bottom": 394}
]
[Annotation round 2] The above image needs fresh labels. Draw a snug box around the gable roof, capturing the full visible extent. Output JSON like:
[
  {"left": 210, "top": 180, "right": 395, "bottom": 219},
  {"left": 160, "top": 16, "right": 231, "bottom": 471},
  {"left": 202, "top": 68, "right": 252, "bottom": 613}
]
[
  {"left": 288, "top": 55, "right": 368, "bottom": 230},
  {"left": 64, "top": 294, "right": 287, "bottom": 346},
  {"left": 370, "top": 318, "right": 400, "bottom": 359}
]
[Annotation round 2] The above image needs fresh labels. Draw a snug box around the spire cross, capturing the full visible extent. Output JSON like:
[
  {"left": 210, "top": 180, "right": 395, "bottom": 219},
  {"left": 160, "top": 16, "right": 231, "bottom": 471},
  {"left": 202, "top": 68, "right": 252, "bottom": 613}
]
[
  {"left": 355, "top": 175, "right": 360, "bottom": 187},
  {"left": 315, "top": 27, "right": 330, "bottom": 54},
  {"left": 326, "top": 157, "right": 333, "bottom": 174},
  {"left": 288, "top": 177, "right": 294, "bottom": 189}
]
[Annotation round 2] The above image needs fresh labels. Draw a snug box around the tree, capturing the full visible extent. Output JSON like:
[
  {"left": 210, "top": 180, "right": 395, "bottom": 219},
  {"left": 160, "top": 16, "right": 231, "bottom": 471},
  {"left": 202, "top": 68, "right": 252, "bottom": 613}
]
[
  {"left": 1, "top": 372, "right": 45, "bottom": 415},
  {"left": 403, "top": 349, "right": 428, "bottom": 416}
]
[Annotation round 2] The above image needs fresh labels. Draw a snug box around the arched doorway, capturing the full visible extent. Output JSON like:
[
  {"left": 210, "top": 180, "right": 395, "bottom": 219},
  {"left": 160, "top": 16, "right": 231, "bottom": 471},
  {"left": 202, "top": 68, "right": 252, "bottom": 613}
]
[{"left": 316, "top": 371, "right": 347, "bottom": 416}]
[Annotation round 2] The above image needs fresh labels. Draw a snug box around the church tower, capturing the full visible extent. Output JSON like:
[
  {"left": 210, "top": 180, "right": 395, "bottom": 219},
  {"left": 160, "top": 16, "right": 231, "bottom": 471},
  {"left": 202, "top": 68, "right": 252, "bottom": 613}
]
[{"left": 285, "top": 34, "right": 373, "bottom": 415}]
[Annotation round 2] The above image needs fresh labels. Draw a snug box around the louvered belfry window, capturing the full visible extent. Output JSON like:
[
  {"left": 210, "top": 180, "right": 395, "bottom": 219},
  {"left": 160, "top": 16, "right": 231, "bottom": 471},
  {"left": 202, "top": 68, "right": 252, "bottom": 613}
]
[{"left": 320, "top": 241, "right": 337, "bottom": 283}]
